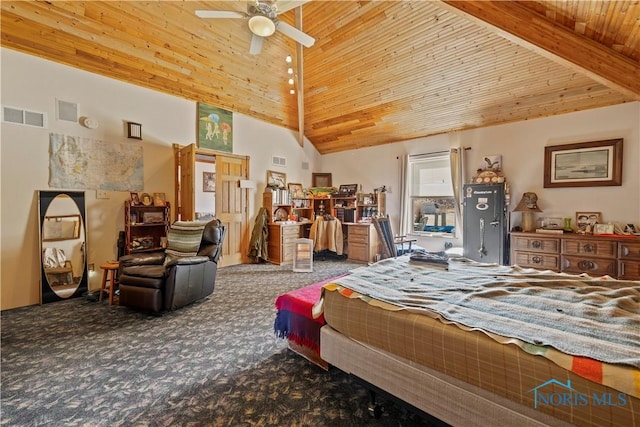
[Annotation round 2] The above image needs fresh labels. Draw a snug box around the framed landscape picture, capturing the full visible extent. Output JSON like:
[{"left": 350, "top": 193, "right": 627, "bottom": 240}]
[
  {"left": 544, "top": 139, "right": 623, "bottom": 188},
  {"left": 197, "top": 102, "right": 233, "bottom": 153}
]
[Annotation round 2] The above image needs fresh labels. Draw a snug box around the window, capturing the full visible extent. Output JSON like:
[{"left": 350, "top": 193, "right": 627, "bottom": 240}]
[{"left": 407, "top": 153, "right": 457, "bottom": 236}]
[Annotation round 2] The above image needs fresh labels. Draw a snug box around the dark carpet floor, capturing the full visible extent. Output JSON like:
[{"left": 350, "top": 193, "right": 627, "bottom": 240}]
[{"left": 1, "top": 260, "right": 447, "bottom": 426}]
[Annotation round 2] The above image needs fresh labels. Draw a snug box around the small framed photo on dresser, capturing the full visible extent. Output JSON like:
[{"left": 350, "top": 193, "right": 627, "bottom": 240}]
[{"left": 576, "top": 211, "right": 601, "bottom": 233}]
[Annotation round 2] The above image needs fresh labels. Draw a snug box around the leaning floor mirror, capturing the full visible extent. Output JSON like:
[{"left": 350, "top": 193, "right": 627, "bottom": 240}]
[{"left": 38, "top": 191, "right": 88, "bottom": 303}]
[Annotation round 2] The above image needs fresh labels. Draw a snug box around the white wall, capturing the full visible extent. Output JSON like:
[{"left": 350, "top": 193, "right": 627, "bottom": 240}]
[
  {"left": 0, "top": 48, "right": 320, "bottom": 310},
  {"left": 2, "top": 47, "right": 639, "bottom": 310},
  {"left": 322, "top": 103, "right": 640, "bottom": 251}
]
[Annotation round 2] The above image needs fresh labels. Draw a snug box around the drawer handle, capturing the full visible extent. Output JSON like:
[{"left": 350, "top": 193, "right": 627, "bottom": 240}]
[
  {"left": 578, "top": 260, "right": 595, "bottom": 270},
  {"left": 531, "top": 256, "right": 542, "bottom": 265},
  {"left": 531, "top": 240, "right": 542, "bottom": 249},
  {"left": 582, "top": 243, "right": 594, "bottom": 253}
]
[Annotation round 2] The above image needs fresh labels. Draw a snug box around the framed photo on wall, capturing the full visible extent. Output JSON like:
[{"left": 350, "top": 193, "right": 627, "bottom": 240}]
[
  {"left": 203, "top": 172, "right": 216, "bottom": 192},
  {"left": 544, "top": 139, "right": 623, "bottom": 188},
  {"left": 197, "top": 102, "right": 233, "bottom": 153},
  {"left": 267, "top": 170, "right": 286, "bottom": 188},
  {"left": 312, "top": 173, "right": 332, "bottom": 188}
]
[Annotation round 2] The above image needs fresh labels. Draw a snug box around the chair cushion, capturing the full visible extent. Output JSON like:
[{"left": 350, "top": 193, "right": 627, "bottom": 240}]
[
  {"left": 164, "top": 221, "right": 206, "bottom": 265},
  {"left": 121, "top": 265, "right": 166, "bottom": 279}
]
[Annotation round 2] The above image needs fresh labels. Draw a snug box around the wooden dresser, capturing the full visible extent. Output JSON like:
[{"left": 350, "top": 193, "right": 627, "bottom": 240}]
[{"left": 510, "top": 232, "right": 640, "bottom": 280}]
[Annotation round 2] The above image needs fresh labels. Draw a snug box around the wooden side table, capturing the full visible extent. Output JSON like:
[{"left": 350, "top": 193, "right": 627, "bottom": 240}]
[{"left": 99, "top": 262, "right": 120, "bottom": 305}]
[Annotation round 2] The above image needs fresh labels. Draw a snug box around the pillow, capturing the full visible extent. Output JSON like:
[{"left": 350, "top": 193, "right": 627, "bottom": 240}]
[{"left": 163, "top": 221, "right": 206, "bottom": 266}]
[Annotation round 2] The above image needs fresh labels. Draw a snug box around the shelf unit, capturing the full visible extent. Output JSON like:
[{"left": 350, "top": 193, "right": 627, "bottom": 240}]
[
  {"left": 124, "top": 202, "right": 171, "bottom": 254},
  {"left": 263, "top": 188, "right": 386, "bottom": 224}
]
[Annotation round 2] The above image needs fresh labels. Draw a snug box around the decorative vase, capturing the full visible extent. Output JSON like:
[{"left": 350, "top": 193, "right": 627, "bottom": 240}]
[{"left": 563, "top": 217, "right": 572, "bottom": 231}]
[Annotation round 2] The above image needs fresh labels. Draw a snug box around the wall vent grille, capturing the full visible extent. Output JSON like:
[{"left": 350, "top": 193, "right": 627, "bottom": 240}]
[
  {"left": 56, "top": 99, "right": 78, "bottom": 122},
  {"left": 2, "top": 106, "right": 47, "bottom": 128},
  {"left": 272, "top": 156, "right": 287, "bottom": 167}
]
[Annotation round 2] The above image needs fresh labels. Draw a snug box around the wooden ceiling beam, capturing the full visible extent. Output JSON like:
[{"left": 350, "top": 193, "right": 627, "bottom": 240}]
[{"left": 440, "top": 0, "right": 640, "bottom": 99}]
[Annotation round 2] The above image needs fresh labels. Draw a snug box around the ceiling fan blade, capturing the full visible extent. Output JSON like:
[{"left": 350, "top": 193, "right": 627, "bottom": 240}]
[
  {"left": 276, "top": 1, "right": 310, "bottom": 14},
  {"left": 249, "top": 34, "right": 264, "bottom": 55},
  {"left": 275, "top": 21, "right": 315, "bottom": 47},
  {"left": 195, "top": 10, "right": 245, "bottom": 19}
]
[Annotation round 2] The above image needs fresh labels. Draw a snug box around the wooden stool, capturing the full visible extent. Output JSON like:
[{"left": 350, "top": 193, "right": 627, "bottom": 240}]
[{"left": 99, "top": 262, "right": 119, "bottom": 305}]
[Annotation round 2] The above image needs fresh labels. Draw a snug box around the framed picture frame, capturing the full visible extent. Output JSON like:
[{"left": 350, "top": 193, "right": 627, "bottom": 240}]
[
  {"left": 153, "top": 192, "right": 166, "bottom": 206},
  {"left": 593, "top": 223, "right": 614, "bottom": 235},
  {"left": 575, "top": 211, "right": 601, "bottom": 232},
  {"left": 140, "top": 193, "right": 153, "bottom": 206},
  {"left": 143, "top": 211, "right": 164, "bottom": 224},
  {"left": 130, "top": 192, "right": 140, "bottom": 206},
  {"left": 544, "top": 139, "right": 623, "bottom": 188},
  {"left": 338, "top": 184, "right": 358, "bottom": 196},
  {"left": 197, "top": 102, "right": 233, "bottom": 153},
  {"left": 127, "top": 121, "right": 142, "bottom": 140},
  {"left": 287, "top": 182, "right": 304, "bottom": 198},
  {"left": 203, "top": 172, "right": 216, "bottom": 192},
  {"left": 312, "top": 173, "right": 332, "bottom": 188},
  {"left": 267, "top": 170, "right": 286, "bottom": 188}
]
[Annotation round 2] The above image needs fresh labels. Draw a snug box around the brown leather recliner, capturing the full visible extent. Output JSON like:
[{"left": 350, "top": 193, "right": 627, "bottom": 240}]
[{"left": 118, "top": 219, "right": 226, "bottom": 313}]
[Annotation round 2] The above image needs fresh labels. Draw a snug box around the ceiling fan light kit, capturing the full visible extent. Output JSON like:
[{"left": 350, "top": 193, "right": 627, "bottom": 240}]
[
  {"left": 196, "top": 0, "right": 315, "bottom": 55},
  {"left": 248, "top": 15, "right": 275, "bottom": 37}
]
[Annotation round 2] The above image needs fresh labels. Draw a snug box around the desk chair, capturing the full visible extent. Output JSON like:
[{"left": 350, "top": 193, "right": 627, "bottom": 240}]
[{"left": 372, "top": 216, "right": 417, "bottom": 259}]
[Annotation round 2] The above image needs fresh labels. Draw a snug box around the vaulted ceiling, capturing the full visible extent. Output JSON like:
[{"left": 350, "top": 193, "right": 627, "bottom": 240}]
[{"left": 2, "top": 1, "right": 639, "bottom": 154}]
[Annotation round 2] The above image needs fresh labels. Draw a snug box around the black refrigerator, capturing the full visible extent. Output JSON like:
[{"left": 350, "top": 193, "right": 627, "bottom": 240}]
[{"left": 462, "top": 183, "right": 509, "bottom": 264}]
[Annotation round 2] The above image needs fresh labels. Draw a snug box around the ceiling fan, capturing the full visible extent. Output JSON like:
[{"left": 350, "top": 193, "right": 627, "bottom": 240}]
[{"left": 195, "top": 1, "right": 315, "bottom": 55}]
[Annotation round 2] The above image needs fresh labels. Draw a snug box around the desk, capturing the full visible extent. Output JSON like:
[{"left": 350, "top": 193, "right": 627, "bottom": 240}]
[{"left": 100, "top": 262, "right": 119, "bottom": 305}]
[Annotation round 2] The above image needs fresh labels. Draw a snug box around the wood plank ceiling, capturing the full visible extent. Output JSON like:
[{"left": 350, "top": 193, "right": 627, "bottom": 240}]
[{"left": 1, "top": 1, "right": 639, "bottom": 154}]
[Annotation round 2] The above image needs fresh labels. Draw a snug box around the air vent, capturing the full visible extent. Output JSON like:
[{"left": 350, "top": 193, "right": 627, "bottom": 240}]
[
  {"left": 56, "top": 99, "right": 78, "bottom": 122},
  {"left": 272, "top": 156, "right": 287, "bottom": 167},
  {"left": 2, "top": 106, "right": 47, "bottom": 128}
]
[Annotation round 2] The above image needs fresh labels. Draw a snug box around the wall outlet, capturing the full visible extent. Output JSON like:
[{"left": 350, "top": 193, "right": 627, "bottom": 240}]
[
  {"left": 96, "top": 190, "right": 109, "bottom": 199},
  {"left": 88, "top": 263, "right": 95, "bottom": 271}
]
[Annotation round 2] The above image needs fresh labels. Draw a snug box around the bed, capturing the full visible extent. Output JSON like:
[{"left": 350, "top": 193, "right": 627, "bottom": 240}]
[{"left": 314, "top": 256, "right": 640, "bottom": 427}]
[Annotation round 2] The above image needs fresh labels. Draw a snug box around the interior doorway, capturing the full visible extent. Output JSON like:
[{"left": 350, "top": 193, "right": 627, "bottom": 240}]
[{"left": 174, "top": 144, "right": 250, "bottom": 267}]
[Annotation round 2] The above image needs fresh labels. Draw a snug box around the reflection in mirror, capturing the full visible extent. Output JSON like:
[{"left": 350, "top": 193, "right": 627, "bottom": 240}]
[
  {"left": 42, "top": 215, "right": 81, "bottom": 241},
  {"left": 38, "top": 191, "right": 88, "bottom": 303}
]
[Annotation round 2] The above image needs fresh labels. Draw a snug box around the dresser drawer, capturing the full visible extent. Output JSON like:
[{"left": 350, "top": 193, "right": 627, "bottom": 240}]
[
  {"left": 512, "top": 251, "right": 560, "bottom": 271},
  {"left": 348, "top": 243, "right": 370, "bottom": 262},
  {"left": 348, "top": 226, "right": 370, "bottom": 244},
  {"left": 561, "top": 255, "right": 617, "bottom": 277},
  {"left": 619, "top": 241, "right": 640, "bottom": 260},
  {"left": 511, "top": 236, "right": 560, "bottom": 253},
  {"left": 562, "top": 239, "right": 616, "bottom": 258},
  {"left": 282, "top": 225, "right": 302, "bottom": 241},
  {"left": 618, "top": 260, "right": 640, "bottom": 280}
]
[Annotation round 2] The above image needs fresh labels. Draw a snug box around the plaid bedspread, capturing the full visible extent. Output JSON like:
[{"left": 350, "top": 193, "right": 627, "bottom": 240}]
[{"left": 313, "top": 256, "right": 640, "bottom": 398}]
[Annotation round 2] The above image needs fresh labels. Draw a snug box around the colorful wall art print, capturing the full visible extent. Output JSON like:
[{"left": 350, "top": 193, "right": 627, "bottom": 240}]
[{"left": 197, "top": 103, "right": 233, "bottom": 152}]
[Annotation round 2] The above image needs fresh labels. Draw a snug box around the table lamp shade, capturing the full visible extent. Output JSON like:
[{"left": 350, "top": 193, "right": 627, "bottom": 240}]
[{"left": 513, "top": 192, "right": 542, "bottom": 232}]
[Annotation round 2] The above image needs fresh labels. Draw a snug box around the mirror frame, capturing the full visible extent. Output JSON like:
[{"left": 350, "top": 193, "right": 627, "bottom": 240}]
[{"left": 38, "top": 190, "right": 88, "bottom": 303}]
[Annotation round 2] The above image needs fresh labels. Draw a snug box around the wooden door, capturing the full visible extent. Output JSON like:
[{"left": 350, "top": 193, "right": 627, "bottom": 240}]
[
  {"left": 215, "top": 154, "right": 250, "bottom": 267},
  {"left": 174, "top": 143, "right": 196, "bottom": 221}
]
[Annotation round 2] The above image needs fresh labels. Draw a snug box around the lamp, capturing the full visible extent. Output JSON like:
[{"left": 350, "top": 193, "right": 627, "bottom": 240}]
[
  {"left": 248, "top": 15, "right": 276, "bottom": 37},
  {"left": 513, "top": 192, "right": 542, "bottom": 232}
]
